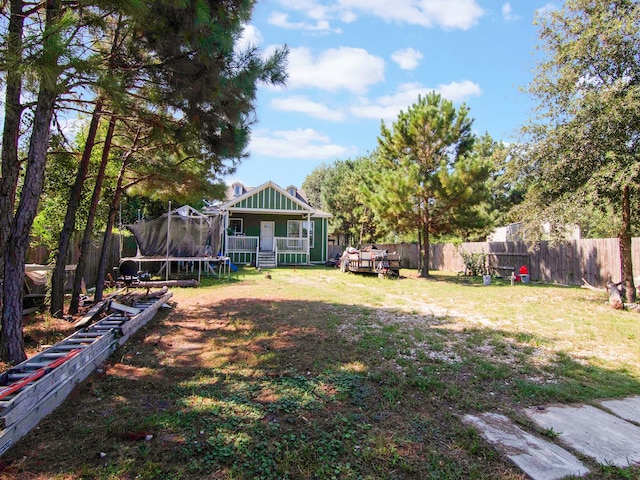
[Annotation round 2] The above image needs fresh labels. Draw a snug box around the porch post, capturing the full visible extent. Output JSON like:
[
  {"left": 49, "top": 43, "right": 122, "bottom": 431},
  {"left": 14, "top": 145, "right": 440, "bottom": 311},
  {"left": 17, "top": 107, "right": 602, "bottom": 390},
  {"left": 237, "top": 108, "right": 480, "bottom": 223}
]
[
  {"left": 223, "top": 211, "right": 229, "bottom": 257},
  {"left": 307, "top": 212, "right": 311, "bottom": 265},
  {"left": 322, "top": 218, "right": 326, "bottom": 264}
]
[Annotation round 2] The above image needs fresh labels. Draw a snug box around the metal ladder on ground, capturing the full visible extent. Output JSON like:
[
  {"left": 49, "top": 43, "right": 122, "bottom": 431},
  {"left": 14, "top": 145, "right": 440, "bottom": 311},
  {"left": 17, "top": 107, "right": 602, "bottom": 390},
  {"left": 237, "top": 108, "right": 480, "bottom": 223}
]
[{"left": 0, "top": 290, "right": 173, "bottom": 457}]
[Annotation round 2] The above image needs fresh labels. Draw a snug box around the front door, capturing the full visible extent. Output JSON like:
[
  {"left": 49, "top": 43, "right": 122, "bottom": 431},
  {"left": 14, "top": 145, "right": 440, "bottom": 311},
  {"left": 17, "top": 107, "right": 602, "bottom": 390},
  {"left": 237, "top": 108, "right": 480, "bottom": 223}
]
[{"left": 260, "top": 221, "right": 274, "bottom": 251}]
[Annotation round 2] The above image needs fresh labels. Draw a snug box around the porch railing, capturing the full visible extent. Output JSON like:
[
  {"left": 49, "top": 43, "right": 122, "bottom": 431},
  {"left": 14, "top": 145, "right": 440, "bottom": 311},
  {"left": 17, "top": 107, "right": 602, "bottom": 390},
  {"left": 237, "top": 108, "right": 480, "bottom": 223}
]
[
  {"left": 227, "top": 235, "right": 259, "bottom": 252},
  {"left": 275, "top": 237, "right": 308, "bottom": 253}
]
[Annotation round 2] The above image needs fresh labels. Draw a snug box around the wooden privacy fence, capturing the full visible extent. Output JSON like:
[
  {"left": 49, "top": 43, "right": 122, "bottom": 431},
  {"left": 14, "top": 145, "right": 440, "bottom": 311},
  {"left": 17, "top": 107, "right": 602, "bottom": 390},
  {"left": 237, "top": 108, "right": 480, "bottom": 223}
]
[
  {"left": 26, "top": 233, "right": 123, "bottom": 289},
  {"left": 331, "top": 238, "right": 640, "bottom": 288},
  {"left": 29, "top": 236, "right": 638, "bottom": 289}
]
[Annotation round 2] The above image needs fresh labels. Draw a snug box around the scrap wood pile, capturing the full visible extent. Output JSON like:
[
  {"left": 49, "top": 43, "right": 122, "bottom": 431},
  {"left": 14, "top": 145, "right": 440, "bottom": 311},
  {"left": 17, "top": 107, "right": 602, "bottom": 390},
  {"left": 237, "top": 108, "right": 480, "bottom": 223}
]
[
  {"left": 73, "top": 287, "right": 171, "bottom": 330},
  {"left": 339, "top": 245, "right": 401, "bottom": 278}
]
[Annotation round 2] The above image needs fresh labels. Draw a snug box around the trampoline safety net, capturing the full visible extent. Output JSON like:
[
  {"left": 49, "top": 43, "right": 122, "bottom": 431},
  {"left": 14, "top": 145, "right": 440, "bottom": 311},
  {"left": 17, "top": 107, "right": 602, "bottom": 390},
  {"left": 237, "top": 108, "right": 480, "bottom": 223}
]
[{"left": 127, "top": 206, "right": 221, "bottom": 258}]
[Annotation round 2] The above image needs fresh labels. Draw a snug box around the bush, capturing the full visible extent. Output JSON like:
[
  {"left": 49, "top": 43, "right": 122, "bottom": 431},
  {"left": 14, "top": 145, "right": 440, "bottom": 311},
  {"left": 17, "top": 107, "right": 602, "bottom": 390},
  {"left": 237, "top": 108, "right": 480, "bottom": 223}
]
[{"left": 458, "top": 248, "right": 489, "bottom": 276}]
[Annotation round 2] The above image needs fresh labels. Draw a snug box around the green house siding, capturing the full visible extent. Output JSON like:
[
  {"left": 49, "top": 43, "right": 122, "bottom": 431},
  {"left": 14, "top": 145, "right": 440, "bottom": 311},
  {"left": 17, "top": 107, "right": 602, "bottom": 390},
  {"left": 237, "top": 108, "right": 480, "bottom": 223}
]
[
  {"left": 229, "top": 252, "right": 254, "bottom": 265},
  {"left": 228, "top": 214, "right": 328, "bottom": 264},
  {"left": 278, "top": 253, "right": 307, "bottom": 264},
  {"left": 224, "top": 182, "right": 330, "bottom": 266},
  {"left": 309, "top": 217, "right": 328, "bottom": 263},
  {"left": 233, "top": 187, "right": 306, "bottom": 211}
]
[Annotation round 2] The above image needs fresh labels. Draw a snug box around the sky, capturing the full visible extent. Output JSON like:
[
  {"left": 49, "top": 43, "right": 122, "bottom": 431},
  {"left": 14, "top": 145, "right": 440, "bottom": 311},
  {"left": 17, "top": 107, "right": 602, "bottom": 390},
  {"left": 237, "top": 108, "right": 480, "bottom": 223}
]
[{"left": 228, "top": 0, "right": 559, "bottom": 190}]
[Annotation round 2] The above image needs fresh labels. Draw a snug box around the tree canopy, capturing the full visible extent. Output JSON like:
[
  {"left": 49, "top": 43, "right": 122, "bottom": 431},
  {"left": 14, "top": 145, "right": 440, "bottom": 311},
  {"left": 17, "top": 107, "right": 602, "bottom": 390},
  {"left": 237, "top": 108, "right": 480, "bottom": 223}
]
[
  {"left": 367, "top": 92, "right": 487, "bottom": 276},
  {"left": 0, "top": 0, "right": 288, "bottom": 362},
  {"left": 517, "top": 0, "right": 639, "bottom": 301}
]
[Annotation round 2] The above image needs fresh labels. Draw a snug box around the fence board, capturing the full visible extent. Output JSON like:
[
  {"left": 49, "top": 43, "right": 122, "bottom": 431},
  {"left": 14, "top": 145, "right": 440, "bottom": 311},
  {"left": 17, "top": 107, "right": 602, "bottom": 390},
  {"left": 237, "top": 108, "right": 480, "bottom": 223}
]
[
  {"left": 333, "top": 238, "right": 639, "bottom": 288},
  {"left": 26, "top": 233, "right": 122, "bottom": 290}
]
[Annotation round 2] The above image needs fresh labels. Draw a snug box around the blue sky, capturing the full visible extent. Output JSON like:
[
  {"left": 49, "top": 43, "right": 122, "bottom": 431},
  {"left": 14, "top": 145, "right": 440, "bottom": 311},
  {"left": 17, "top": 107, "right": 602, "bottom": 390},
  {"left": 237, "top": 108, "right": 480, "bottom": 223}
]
[{"left": 229, "top": 0, "right": 559, "bottom": 190}]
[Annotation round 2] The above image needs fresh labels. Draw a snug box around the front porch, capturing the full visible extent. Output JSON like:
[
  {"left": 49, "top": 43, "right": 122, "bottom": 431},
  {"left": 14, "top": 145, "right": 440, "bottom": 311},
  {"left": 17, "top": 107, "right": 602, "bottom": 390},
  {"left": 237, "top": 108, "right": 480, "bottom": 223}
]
[
  {"left": 214, "top": 181, "right": 331, "bottom": 268},
  {"left": 226, "top": 236, "right": 310, "bottom": 268}
]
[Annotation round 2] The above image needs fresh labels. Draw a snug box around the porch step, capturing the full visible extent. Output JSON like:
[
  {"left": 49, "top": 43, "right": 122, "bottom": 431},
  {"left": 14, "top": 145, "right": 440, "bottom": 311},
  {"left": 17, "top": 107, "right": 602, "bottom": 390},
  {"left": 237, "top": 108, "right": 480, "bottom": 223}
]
[{"left": 257, "top": 251, "right": 276, "bottom": 269}]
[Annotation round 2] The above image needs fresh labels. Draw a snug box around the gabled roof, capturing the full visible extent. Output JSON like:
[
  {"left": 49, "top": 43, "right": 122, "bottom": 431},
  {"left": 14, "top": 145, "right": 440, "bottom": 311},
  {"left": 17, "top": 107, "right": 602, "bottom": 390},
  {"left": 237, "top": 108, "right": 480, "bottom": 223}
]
[
  {"left": 220, "top": 181, "right": 312, "bottom": 213},
  {"left": 219, "top": 181, "right": 331, "bottom": 218}
]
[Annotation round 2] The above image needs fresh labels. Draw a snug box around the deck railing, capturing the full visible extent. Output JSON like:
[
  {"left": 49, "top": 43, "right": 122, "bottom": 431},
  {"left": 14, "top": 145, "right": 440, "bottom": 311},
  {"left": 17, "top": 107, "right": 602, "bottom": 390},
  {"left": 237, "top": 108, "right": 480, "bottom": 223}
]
[
  {"left": 227, "top": 235, "right": 259, "bottom": 252},
  {"left": 275, "top": 237, "right": 308, "bottom": 253}
]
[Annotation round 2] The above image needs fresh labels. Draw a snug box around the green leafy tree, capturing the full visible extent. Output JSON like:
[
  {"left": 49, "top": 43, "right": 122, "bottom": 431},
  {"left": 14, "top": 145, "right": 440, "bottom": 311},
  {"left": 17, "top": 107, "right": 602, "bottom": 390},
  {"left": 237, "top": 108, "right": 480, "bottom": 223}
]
[
  {"left": 301, "top": 162, "right": 331, "bottom": 210},
  {"left": 475, "top": 133, "right": 524, "bottom": 236},
  {"left": 369, "top": 92, "right": 477, "bottom": 277},
  {"left": 324, "top": 157, "right": 378, "bottom": 246},
  {"left": 49, "top": 0, "right": 288, "bottom": 315},
  {"left": 518, "top": 0, "right": 639, "bottom": 301}
]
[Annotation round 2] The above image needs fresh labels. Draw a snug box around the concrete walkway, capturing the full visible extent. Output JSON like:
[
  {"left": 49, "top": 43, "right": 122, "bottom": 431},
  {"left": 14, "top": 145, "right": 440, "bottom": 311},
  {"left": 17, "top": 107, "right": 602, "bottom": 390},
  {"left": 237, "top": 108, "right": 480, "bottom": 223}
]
[{"left": 463, "top": 396, "right": 640, "bottom": 480}]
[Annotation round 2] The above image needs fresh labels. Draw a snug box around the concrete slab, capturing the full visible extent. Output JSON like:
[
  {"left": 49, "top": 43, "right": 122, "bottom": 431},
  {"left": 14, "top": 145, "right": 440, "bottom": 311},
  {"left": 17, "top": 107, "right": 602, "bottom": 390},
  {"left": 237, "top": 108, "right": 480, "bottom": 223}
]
[
  {"left": 463, "top": 412, "right": 589, "bottom": 480},
  {"left": 600, "top": 396, "right": 640, "bottom": 424},
  {"left": 526, "top": 404, "right": 640, "bottom": 467}
]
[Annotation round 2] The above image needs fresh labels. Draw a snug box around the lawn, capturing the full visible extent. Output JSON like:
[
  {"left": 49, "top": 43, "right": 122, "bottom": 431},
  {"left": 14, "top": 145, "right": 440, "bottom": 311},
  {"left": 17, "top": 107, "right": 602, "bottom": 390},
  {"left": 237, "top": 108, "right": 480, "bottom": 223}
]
[{"left": 3, "top": 267, "right": 640, "bottom": 479}]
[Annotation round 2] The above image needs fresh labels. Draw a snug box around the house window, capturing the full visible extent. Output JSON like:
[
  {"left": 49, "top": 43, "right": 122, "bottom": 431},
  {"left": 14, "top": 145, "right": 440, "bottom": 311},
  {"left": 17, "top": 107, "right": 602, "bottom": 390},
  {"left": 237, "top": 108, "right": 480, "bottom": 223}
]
[
  {"left": 233, "top": 184, "right": 243, "bottom": 197},
  {"left": 287, "top": 220, "right": 314, "bottom": 248},
  {"left": 229, "top": 218, "right": 243, "bottom": 235}
]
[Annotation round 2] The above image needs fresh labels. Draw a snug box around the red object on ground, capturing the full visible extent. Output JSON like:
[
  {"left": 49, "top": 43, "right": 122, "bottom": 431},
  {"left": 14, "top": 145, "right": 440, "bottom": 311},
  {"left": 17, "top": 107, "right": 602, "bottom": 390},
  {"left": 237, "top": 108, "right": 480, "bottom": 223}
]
[{"left": 519, "top": 265, "right": 529, "bottom": 275}]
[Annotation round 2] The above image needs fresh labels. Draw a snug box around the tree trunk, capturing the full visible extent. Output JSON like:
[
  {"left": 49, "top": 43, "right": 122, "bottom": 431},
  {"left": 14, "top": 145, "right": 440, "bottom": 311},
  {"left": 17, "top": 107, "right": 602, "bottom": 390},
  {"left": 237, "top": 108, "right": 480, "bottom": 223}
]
[
  {"left": 619, "top": 184, "right": 636, "bottom": 303},
  {"left": 420, "top": 204, "right": 430, "bottom": 277},
  {"left": 0, "top": 86, "right": 58, "bottom": 364},
  {"left": 1, "top": 0, "right": 62, "bottom": 364},
  {"left": 50, "top": 99, "right": 104, "bottom": 317},
  {"left": 69, "top": 113, "right": 116, "bottom": 314},
  {"left": 94, "top": 152, "right": 131, "bottom": 303},
  {"left": 417, "top": 228, "right": 423, "bottom": 274},
  {"left": 0, "top": 0, "right": 26, "bottom": 309},
  {"left": 606, "top": 278, "right": 624, "bottom": 310}
]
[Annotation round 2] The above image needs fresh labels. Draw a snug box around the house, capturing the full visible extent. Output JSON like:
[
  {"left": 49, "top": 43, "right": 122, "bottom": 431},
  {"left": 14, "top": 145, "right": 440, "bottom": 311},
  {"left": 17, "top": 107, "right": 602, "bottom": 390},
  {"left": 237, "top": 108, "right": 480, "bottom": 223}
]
[
  {"left": 205, "top": 181, "right": 332, "bottom": 268},
  {"left": 487, "top": 221, "right": 581, "bottom": 242}
]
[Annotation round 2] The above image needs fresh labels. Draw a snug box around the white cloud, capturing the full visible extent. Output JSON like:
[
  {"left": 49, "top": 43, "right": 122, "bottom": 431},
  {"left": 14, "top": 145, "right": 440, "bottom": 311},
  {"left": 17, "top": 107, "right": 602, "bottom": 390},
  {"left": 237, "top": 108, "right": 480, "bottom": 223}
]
[
  {"left": 249, "top": 128, "right": 355, "bottom": 159},
  {"left": 271, "top": 96, "right": 346, "bottom": 121},
  {"left": 271, "top": 0, "right": 484, "bottom": 31},
  {"left": 351, "top": 80, "right": 482, "bottom": 121},
  {"left": 391, "top": 48, "right": 424, "bottom": 70},
  {"left": 501, "top": 3, "right": 520, "bottom": 22},
  {"left": 268, "top": 11, "right": 334, "bottom": 32},
  {"left": 286, "top": 46, "right": 385, "bottom": 94},
  {"left": 437, "top": 80, "right": 482, "bottom": 102},
  {"left": 237, "top": 24, "right": 263, "bottom": 52},
  {"left": 276, "top": 0, "right": 332, "bottom": 22},
  {"left": 339, "top": 0, "right": 485, "bottom": 30}
]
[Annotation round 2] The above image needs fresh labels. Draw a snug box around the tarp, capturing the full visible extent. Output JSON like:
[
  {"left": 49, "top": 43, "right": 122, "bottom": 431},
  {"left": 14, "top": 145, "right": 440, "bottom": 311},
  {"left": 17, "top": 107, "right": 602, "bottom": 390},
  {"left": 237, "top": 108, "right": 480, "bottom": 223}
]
[{"left": 127, "top": 206, "right": 221, "bottom": 258}]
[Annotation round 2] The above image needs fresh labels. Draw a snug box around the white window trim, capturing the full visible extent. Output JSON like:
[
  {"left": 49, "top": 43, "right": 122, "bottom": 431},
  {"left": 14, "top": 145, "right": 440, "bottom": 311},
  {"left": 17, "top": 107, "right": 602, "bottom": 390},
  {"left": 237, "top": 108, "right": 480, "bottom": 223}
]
[
  {"left": 229, "top": 218, "right": 243, "bottom": 235},
  {"left": 287, "top": 220, "right": 314, "bottom": 248}
]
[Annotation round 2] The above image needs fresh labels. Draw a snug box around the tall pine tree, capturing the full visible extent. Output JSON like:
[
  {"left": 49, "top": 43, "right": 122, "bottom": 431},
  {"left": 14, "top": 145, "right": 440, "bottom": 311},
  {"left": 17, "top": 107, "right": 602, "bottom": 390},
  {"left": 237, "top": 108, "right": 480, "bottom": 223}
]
[{"left": 370, "top": 93, "right": 476, "bottom": 277}]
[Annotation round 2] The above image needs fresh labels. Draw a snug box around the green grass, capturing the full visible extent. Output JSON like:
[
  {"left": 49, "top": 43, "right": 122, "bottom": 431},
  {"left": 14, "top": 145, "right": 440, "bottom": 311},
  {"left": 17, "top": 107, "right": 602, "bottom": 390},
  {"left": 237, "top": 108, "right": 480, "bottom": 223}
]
[{"left": 6, "top": 266, "right": 640, "bottom": 479}]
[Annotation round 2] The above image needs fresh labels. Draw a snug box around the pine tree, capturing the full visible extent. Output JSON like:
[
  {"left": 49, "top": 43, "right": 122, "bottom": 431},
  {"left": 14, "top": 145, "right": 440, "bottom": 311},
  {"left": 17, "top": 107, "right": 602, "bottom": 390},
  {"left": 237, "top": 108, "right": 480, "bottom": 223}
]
[{"left": 370, "top": 92, "right": 476, "bottom": 277}]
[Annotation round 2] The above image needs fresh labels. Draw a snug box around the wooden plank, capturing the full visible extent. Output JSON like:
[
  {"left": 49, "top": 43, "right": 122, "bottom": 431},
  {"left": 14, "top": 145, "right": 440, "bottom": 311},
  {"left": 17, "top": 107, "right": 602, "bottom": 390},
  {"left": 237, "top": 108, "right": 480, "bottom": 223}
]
[
  {"left": 73, "top": 299, "right": 111, "bottom": 330},
  {"left": 110, "top": 301, "right": 141, "bottom": 316}
]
